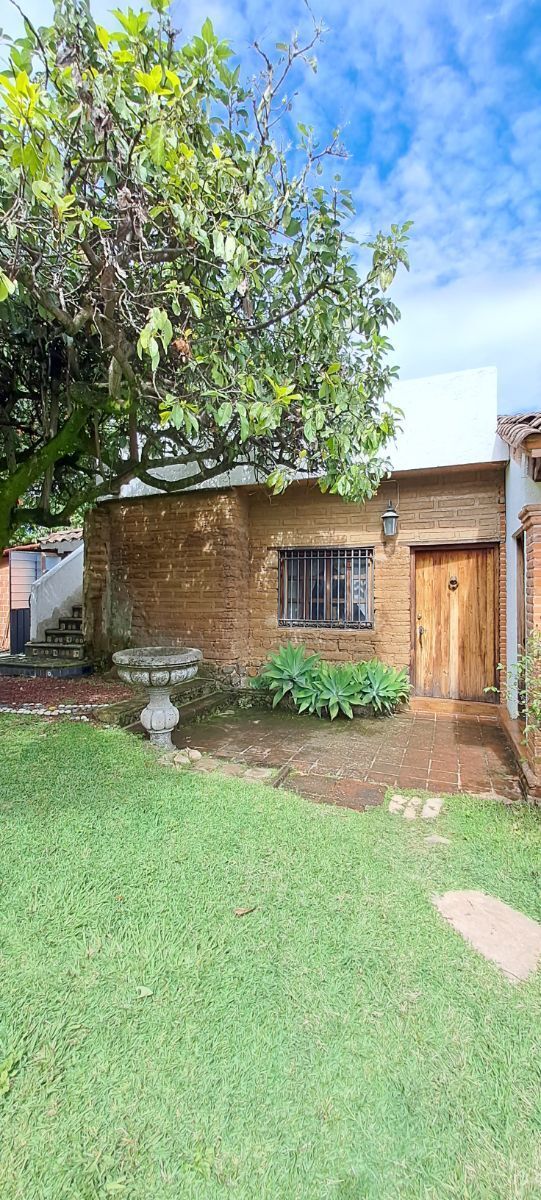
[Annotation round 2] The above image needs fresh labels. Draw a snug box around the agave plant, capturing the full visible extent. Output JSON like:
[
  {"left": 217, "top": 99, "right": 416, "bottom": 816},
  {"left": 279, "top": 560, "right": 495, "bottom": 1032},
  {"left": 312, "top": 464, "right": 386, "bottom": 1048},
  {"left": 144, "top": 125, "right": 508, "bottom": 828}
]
[
  {"left": 312, "top": 663, "right": 363, "bottom": 720},
  {"left": 254, "top": 644, "right": 410, "bottom": 720},
  {"left": 354, "top": 659, "right": 411, "bottom": 715},
  {"left": 255, "top": 642, "right": 321, "bottom": 708}
]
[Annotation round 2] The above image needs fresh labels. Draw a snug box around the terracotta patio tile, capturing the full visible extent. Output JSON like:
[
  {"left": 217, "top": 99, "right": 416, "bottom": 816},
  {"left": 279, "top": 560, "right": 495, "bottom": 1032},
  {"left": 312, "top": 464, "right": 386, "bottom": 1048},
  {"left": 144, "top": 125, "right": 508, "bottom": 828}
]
[
  {"left": 428, "top": 778, "right": 460, "bottom": 793},
  {"left": 371, "top": 758, "right": 404, "bottom": 771},
  {"left": 333, "top": 778, "right": 385, "bottom": 805},
  {"left": 398, "top": 772, "right": 430, "bottom": 787},
  {"left": 460, "top": 778, "right": 493, "bottom": 792},
  {"left": 172, "top": 706, "right": 522, "bottom": 810},
  {"left": 403, "top": 752, "right": 434, "bottom": 767}
]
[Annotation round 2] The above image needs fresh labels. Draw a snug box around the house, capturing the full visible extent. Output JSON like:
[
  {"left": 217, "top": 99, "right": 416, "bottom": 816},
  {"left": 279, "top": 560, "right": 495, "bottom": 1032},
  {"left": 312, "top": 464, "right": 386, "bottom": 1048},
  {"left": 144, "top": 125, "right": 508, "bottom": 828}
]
[
  {"left": 0, "top": 529, "right": 83, "bottom": 654},
  {"left": 84, "top": 367, "right": 508, "bottom": 708}
]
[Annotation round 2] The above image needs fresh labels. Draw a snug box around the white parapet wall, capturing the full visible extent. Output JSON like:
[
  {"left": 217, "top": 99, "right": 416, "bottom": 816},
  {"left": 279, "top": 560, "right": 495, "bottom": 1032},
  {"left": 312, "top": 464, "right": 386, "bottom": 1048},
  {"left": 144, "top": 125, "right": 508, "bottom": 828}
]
[{"left": 30, "top": 543, "right": 84, "bottom": 642}]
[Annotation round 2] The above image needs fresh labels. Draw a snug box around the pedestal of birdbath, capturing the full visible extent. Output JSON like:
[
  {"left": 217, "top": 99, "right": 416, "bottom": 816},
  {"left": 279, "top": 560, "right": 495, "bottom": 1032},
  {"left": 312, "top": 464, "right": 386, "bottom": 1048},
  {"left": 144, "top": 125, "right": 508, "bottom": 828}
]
[{"left": 112, "top": 646, "right": 202, "bottom": 750}]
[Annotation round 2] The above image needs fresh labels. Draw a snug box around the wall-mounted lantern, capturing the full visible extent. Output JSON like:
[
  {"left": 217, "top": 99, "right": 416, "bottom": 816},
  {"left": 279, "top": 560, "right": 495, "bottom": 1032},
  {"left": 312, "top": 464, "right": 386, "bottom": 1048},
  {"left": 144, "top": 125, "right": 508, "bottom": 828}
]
[{"left": 382, "top": 501, "right": 399, "bottom": 538}]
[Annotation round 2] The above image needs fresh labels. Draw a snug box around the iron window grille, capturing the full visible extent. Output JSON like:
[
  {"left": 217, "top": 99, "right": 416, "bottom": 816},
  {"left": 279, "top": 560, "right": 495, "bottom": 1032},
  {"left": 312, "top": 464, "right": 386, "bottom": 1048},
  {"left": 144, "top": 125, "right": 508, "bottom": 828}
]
[{"left": 278, "top": 547, "right": 374, "bottom": 629}]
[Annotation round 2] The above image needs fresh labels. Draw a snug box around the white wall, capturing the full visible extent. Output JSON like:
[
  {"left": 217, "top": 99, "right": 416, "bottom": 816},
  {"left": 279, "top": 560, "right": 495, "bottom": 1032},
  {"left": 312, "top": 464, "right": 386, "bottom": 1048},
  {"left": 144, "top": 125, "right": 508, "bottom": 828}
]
[
  {"left": 30, "top": 543, "right": 84, "bottom": 642},
  {"left": 505, "top": 455, "right": 541, "bottom": 717},
  {"left": 388, "top": 367, "right": 505, "bottom": 472}
]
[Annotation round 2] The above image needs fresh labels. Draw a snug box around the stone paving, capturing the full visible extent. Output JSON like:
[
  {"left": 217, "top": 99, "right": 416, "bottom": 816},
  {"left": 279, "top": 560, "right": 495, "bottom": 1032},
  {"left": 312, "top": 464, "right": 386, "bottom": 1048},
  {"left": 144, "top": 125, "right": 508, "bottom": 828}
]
[{"left": 175, "top": 707, "right": 523, "bottom": 810}]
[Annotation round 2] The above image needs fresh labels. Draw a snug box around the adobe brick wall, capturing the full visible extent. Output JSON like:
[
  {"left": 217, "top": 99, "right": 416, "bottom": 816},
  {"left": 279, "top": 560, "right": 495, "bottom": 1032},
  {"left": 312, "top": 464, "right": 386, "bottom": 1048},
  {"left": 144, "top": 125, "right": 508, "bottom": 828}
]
[
  {"left": 84, "top": 468, "right": 505, "bottom": 679},
  {"left": 0, "top": 555, "right": 9, "bottom": 650},
  {"left": 247, "top": 469, "right": 505, "bottom": 672},
  {"left": 84, "top": 489, "right": 250, "bottom": 665}
]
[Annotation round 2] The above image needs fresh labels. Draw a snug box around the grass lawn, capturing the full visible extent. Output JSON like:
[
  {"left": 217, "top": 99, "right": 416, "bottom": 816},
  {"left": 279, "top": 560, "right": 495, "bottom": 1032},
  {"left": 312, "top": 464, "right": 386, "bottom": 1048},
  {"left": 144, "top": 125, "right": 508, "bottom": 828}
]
[{"left": 1, "top": 715, "right": 541, "bottom": 1199}]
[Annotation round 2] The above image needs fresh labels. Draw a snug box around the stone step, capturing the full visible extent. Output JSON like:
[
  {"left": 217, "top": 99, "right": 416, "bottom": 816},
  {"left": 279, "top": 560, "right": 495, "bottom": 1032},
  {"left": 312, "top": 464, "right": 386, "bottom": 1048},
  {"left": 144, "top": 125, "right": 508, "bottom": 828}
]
[
  {"left": 25, "top": 641, "right": 86, "bottom": 661},
  {"left": 45, "top": 628, "right": 85, "bottom": 645},
  {"left": 0, "top": 655, "right": 93, "bottom": 678},
  {"left": 58, "top": 617, "right": 82, "bottom": 631},
  {"left": 93, "top": 677, "right": 229, "bottom": 728},
  {"left": 72, "top": 605, "right": 82, "bottom": 620}
]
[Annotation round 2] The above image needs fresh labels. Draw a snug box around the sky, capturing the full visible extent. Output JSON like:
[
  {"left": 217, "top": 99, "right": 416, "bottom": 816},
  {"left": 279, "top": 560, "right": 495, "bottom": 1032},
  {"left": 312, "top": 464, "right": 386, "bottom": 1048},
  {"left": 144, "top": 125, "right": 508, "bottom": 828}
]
[{"left": 2, "top": 0, "right": 541, "bottom": 413}]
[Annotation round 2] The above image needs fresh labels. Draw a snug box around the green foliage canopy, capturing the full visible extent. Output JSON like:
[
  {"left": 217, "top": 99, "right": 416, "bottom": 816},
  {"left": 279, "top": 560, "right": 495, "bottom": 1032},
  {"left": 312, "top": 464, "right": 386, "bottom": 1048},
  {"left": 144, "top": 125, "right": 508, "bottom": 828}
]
[{"left": 0, "top": 0, "right": 410, "bottom": 544}]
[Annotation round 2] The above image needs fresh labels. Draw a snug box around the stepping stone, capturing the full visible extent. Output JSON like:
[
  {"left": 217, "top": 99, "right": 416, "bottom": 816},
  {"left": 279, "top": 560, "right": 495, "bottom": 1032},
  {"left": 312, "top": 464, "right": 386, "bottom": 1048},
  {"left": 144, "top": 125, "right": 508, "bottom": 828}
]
[
  {"left": 192, "top": 756, "right": 223, "bottom": 773},
  {"left": 433, "top": 890, "right": 541, "bottom": 983},
  {"left": 421, "top": 796, "right": 443, "bottom": 820},
  {"left": 389, "top": 794, "right": 407, "bottom": 814},
  {"left": 244, "top": 766, "right": 275, "bottom": 781},
  {"left": 403, "top": 796, "right": 422, "bottom": 821},
  {"left": 425, "top": 834, "right": 451, "bottom": 846},
  {"left": 217, "top": 763, "right": 247, "bottom": 777}
]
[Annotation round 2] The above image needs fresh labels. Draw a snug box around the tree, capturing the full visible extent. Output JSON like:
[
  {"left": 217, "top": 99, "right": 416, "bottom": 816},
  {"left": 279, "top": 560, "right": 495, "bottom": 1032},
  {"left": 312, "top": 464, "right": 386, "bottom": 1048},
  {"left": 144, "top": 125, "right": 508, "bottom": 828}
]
[{"left": 0, "top": 0, "right": 410, "bottom": 547}]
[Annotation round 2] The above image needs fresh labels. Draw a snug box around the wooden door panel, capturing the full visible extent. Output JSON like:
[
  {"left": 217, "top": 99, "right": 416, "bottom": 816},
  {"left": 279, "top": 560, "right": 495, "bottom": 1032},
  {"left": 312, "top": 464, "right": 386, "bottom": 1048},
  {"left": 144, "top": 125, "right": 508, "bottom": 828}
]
[{"left": 414, "top": 547, "right": 497, "bottom": 702}]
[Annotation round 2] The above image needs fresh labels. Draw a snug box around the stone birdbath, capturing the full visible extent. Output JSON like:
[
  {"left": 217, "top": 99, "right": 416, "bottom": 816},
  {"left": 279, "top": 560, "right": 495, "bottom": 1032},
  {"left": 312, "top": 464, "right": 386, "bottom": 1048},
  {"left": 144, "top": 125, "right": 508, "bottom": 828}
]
[{"left": 112, "top": 646, "right": 202, "bottom": 750}]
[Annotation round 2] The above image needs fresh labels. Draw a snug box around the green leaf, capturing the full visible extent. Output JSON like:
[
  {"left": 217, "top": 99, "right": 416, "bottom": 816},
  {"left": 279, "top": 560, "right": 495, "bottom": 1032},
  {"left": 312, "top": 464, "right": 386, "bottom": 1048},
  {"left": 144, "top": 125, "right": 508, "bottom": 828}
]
[
  {"left": 22, "top": 140, "right": 41, "bottom": 176},
  {"left": 212, "top": 228, "right": 225, "bottom": 258},
  {"left": 0, "top": 270, "right": 17, "bottom": 302},
  {"left": 148, "top": 122, "right": 166, "bottom": 166},
  {"left": 96, "top": 24, "right": 110, "bottom": 50},
  {"left": 285, "top": 217, "right": 301, "bottom": 237},
  {"left": 201, "top": 17, "right": 216, "bottom": 44},
  {"left": 185, "top": 290, "right": 201, "bottom": 318},
  {"left": 216, "top": 401, "right": 232, "bottom": 427},
  {"left": 224, "top": 234, "right": 236, "bottom": 262},
  {"left": 136, "top": 64, "right": 162, "bottom": 93},
  {"left": 31, "top": 179, "right": 53, "bottom": 204}
]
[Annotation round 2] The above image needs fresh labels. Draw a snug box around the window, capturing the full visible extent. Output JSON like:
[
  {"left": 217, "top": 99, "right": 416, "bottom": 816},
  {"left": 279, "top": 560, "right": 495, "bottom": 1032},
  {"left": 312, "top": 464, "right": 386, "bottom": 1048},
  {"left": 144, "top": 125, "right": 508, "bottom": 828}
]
[{"left": 278, "top": 547, "right": 374, "bottom": 629}]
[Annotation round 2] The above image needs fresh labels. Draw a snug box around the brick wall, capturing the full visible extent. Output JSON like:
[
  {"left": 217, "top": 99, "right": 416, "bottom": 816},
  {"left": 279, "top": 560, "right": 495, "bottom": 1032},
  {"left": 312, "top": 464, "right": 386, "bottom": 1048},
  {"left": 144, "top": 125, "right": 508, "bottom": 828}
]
[
  {"left": 84, "top": 468, "right": 505, "bottom": 675},
  {"left": 84, "top": 489, "right": 250, "bottom": 664},
  {"left": 247, "top": 469, "right": 505, "bottom": 671},
  {"left": 0, "top": 555, "right": 9, "bottom": 650}
]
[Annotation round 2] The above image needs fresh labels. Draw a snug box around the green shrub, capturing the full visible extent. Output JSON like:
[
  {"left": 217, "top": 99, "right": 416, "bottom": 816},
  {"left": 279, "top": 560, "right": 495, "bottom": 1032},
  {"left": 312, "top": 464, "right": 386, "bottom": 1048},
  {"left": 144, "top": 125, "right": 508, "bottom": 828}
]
[
  {"left": 486, "top": 630, "right": 541, "bottom": 737},
  {"left": 312, "top": 663, "right": 362, "bottom": 720},
  {"left": 256, "top": 642, "right": 321, "bottom": 709},
  {"left": 354, "top": 659, "right": 411, "bottom": 715},
  {"left": 253, "top": 643, "right": 411, "bottom": 720}
]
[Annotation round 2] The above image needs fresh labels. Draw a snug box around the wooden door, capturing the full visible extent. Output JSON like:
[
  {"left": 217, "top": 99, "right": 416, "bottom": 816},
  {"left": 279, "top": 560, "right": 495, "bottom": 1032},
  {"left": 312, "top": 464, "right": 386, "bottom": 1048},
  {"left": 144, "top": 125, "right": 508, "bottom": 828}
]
[{"left": 413, "top": 546, "right": 498, "bottom": 702}]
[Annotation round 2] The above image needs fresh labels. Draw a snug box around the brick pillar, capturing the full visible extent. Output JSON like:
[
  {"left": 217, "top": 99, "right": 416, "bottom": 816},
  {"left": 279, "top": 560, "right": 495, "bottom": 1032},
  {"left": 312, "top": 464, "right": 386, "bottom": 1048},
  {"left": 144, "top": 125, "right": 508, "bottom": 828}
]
[
  {"left": 83, "top": 505, "right": 112, "bottom": 659},
  {"left": 518, "top": 504, "right": 541, "bottom": 777}
]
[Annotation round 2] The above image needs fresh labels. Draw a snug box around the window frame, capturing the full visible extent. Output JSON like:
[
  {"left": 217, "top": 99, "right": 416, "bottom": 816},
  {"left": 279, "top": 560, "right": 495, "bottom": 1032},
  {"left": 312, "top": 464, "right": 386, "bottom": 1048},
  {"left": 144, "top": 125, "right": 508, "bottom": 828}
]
[{"left": 278, "top": 546, "right": 375, "bottom": 630}]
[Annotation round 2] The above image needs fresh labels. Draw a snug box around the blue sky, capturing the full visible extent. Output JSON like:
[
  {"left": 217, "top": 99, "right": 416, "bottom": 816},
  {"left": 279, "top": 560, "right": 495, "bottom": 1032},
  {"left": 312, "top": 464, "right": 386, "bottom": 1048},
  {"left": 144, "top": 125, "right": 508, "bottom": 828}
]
[{"left": 3, "top": 0, "right": 541, "bottom": 411}]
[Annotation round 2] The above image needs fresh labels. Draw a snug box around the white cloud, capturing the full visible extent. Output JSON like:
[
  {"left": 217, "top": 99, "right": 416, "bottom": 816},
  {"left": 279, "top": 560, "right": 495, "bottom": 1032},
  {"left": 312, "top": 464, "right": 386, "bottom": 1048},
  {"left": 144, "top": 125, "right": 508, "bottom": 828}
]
[{"left": 391, "top": 268, "right": 541, "bottom": 412}]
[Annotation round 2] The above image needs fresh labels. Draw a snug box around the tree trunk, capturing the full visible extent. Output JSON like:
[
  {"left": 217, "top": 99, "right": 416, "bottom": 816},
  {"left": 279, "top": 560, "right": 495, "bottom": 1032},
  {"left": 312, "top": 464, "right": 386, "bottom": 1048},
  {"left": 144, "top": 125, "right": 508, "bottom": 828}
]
[{"left": 0, "top": 409, "right": 88, "bottom": 545}]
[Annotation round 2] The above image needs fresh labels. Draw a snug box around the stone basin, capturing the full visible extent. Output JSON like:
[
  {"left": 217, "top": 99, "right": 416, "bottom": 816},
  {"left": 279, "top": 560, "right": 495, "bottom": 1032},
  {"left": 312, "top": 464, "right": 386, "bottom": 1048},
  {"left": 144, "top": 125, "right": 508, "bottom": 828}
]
[{"left": 113, "top": 646, "right": 202, "bottom": 749}]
